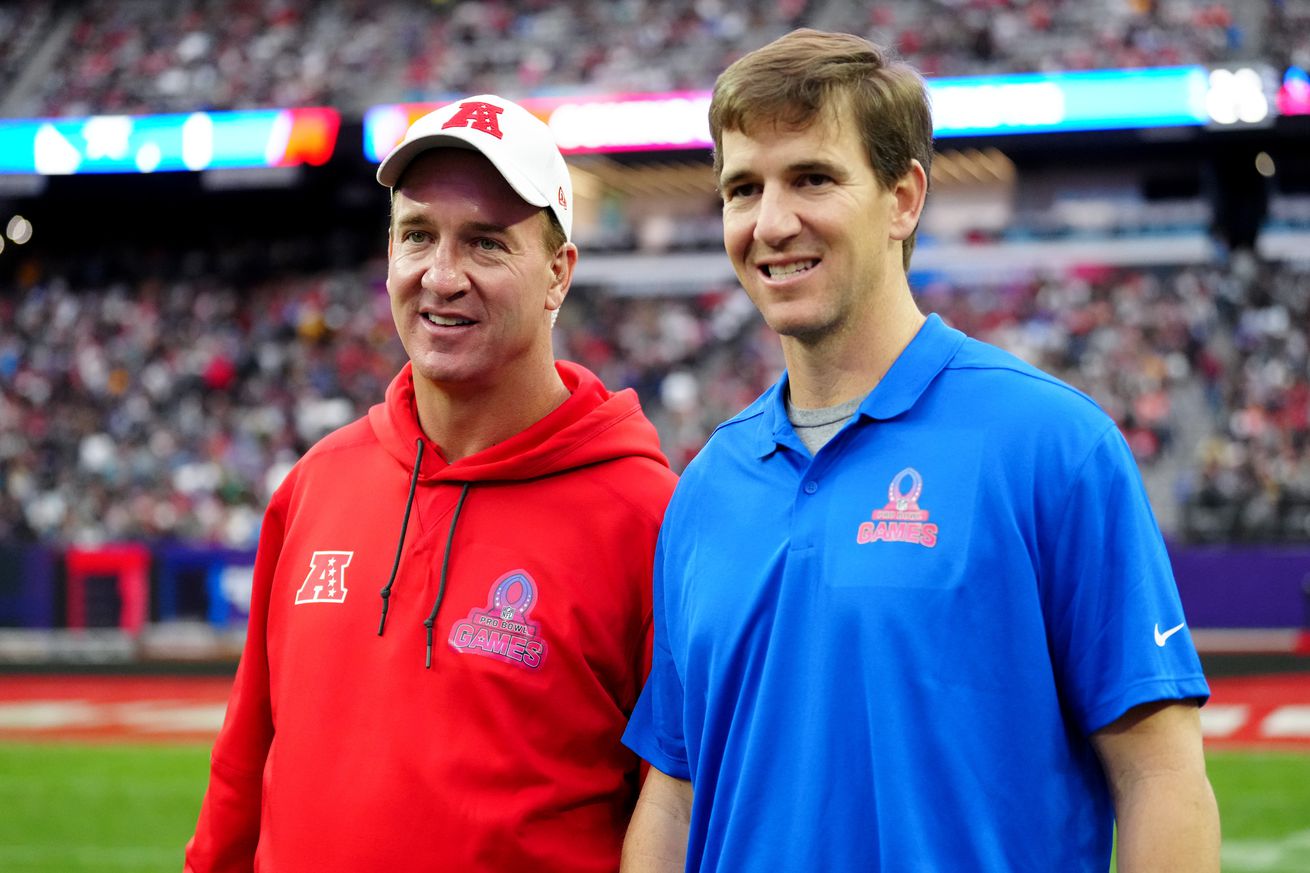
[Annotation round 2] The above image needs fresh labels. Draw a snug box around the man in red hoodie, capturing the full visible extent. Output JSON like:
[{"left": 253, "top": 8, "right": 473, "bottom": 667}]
[{"left": 185, "top": 94, "right": 678, "bottom": 872}]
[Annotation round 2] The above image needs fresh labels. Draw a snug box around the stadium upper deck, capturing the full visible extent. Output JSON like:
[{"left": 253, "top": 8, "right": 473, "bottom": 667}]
[{"left": 0, "top": 0, "right": 1290, "bottom": 119}]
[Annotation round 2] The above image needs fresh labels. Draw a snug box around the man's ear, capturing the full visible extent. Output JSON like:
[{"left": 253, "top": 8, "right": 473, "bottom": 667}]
[
  {"left": 889, "top": 159, "right": 929, "bottom": 242},
  {"left": 546, "top": 242, "right": 578, "bottom": 312}
]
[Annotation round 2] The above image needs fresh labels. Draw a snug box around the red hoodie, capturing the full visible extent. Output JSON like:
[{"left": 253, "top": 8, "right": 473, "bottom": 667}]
[{"left": 186, "top": 361, "right": 677, "bottom": 873}]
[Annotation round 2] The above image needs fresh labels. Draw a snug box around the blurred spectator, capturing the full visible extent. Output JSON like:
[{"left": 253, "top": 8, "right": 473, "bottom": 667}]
[
  {"left": 15, "top": 0, "right": 406, "bottom": 117},
  {"left": 3, "top": 244, "right": 1307, "bottom": 546},
  {"left": 0, "top": 1, "right": 1301, "bottom": 548},
  {"left": 0, "top": 2, "right": 53, "bottom": 97},
  {"left": 6, "top": 0, "right": 1263, "bottom": 118},
  {"left": 0, "top": 254, "right": 401, "bottom": 546}
]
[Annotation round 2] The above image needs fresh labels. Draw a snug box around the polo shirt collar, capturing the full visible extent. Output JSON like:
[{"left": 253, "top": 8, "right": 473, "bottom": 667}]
[{"left": 752, "top": 313, "right": 966, "bottom": 458}]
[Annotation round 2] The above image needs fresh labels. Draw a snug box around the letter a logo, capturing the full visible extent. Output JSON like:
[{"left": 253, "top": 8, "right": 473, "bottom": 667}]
[
  {"left": 442, "top": 101, "right": 505, "bottom": 139},
  {"left": 295, "top": 550, "right": 354, "bottom": 604}
]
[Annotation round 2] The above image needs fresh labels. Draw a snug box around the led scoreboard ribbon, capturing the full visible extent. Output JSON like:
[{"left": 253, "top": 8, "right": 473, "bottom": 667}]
[
  {"left": 364, "top": 62, "right": 1291, "bottom": 161},
  {"left": 0, "top": 107, "right": 340, "bottom": 175},
  {"left": 0, "top": 64, "right": 1284, "bottom": 175}
]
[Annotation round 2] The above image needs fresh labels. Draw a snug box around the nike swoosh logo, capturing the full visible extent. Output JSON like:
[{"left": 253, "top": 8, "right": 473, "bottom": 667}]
[{"left": 1154, "top": 622, "right": 1185, "bottom": 647}]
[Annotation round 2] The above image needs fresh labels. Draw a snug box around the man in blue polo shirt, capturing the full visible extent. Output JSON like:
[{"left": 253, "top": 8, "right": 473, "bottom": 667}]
[{"left": 620, "top": 28, "right": 1219, "bottom": 873}]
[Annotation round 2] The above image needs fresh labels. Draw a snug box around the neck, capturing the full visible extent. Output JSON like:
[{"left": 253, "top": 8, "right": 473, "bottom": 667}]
[
  {"left": 783, "top": 282, "right": 926, "bottom": 410},
  {"left": 412, "top": 360, "right": 571, "bottom": 463}
]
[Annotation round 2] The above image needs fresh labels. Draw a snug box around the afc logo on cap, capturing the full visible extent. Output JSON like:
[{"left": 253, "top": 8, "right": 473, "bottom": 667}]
[{"left": 442, "top": 101, "right": 505, "bottom": 139}]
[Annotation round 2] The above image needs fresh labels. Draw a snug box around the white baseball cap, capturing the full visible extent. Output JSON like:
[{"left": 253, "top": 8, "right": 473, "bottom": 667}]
[{"left": 376, "top": 94, "right": 573, "bottom": 241}]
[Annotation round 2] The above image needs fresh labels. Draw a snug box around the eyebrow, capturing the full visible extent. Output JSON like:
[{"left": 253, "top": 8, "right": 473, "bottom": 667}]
[
  {"left": 463, "top": 220, "right": 514, "bottom": 237},
  {"left": 391, "top": 215, "right": 514, "bottom": 238},
  {"left": 718, "top": 159, "right": 847, "bottom": 192}
]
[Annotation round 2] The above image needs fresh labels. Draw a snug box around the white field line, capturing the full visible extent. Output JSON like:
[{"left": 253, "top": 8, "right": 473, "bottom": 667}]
[
  {"left": 1261, "top": 706, "right": 1310, "bottom": 738},
  {"left": 1201, "top": 704, "right": 1249, "bottom": 737},
  {"left": 0, "top": 843, "right": 180, "bottom": 866},
  {"left": 0, "top": 699, "right": 226, "bottom": 734},
  {"left": 0, "top": 701, "right": 104, "bottom": 730},
  {"left": 1221, "top": 829, "right": 1310, "bottom": 871}
]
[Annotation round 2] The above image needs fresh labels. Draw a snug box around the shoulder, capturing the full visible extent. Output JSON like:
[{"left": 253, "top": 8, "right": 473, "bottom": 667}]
[
  {"left": 272, "top": 414, "right": 376, "bottom": 499},
  {"left": 301, "top": 412, "right": 374, "bottom": 455},
  {"left": 947, "top": 336, "right": 1098, "bottom": 407},
  {"left": 597, "top": 452, "right": 680, "bottom": 501},
  {"left": 939, "top": 334, "right": 1115, "bottom": 440},
  {"left": 683, "top": 391, "right": 768, "bottom": 476},
  {"left": 571, "top": 453, "right": 680, "bottom": 529},
  {"left": 722, "top": 387, "right": 775, "bottom": 428},
  {"left": 663, "top": 404, "right": 766, "bottom": 523},
  {"left": 936, "top": 336, "right": 1151, "bottom": 521},
  {"left": 298, "top": 414, "right": 376, "bottom": 462},
  {"left": 703, "top": 381, "right": 777, "bottom": 455}
]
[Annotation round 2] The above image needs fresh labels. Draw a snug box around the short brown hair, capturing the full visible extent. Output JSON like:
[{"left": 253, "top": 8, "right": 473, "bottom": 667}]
[
  {"left": 540, "top": 210, "right": 567, "bottom": 257},
  {"left": 709, "top": 28, "right": 933, "bottom": 270}
]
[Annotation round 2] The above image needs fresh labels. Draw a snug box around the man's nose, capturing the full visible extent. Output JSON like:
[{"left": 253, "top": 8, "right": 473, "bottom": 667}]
[
  {"left": 421, "top": 241, "right": 466, "bottom": 297},
  {"left": 753, "top": 187, "right": 802, "bottom": 247}
]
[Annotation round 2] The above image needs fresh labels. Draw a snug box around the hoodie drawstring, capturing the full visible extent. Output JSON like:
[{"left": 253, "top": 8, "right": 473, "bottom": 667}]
[
  {"left": 425, "top": 482, "right": 471, "bottom": 669},
  {"left": 377, "top": 438, "right": 424, "bottom": 637}
]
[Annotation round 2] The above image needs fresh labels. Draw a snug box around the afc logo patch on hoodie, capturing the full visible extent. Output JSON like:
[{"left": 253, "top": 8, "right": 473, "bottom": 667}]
[
  {"left": 449, "top": 569, "right": 549, "bottom": 670},
  {"left": 294, "top": 551, "right": 354, "bottom": 604}
]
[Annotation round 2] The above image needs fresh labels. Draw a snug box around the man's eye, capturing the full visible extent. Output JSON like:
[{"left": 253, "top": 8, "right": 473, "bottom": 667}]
[
  {"left": 403, "top": 230, "right": 428, "bottom": 244},
  {"left": 725, "top": 183, "right": 759, "bottom": 201},
  {"left": 799, "top": 173, "right": 831, "bottom": 187},
  {"left": 474, "top": 238, "right": 504, "bottom": 251}
]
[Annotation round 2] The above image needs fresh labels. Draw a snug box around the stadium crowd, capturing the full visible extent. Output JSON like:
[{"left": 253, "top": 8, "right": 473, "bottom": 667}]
[
  {"left": 0, "top": 253, "right": 398, "bottom": 547},
  {"left": 1270, "top": 0, "right": 1310, "bottom": 70},
  {"left": 0, "top": 1, "right": 1305, "bottom": 550},
  {"left": 0, "top": 0, "right": 1272, "bottom": 118},
  {"left": 1, "top": 247, "right": 1306, "bottom": 547}
]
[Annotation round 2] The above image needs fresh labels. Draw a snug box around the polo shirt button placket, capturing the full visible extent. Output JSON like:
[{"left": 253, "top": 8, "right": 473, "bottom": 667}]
[{"left": 803, "top": 480, "right": 818, "bottom": 495}]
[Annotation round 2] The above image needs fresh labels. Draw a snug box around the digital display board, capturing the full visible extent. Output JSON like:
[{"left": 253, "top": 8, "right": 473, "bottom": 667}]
[
  {"left": 0, "top": 107, "right": 340, "bottom": 175},
  {"left": 365, "top": 66, "right": 1227, "bottom": 159}
]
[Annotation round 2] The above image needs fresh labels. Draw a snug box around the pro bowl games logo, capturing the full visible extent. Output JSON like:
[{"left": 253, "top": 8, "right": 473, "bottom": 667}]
[
  {"left": 856, "top": 467, "right": 939, "bottom": 549},
  {"left": 449, "top": 569, "right": 548, "bottom": 670}
]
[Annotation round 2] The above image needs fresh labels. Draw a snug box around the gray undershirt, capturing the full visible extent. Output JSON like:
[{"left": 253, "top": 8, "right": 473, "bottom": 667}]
[{"left": 787, "top": 394, "right": 864, "bottom": 455}]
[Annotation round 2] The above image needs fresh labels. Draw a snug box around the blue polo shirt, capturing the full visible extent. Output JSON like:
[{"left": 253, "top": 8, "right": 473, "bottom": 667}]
[{"left": 623, "top": 314, "right": 1208, "bottom": 872}]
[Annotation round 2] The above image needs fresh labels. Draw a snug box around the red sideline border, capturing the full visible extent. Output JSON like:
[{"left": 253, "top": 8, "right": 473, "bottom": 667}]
[
  {"left": 0, "top": 672, "right": 1307, "bottom": 748},
  {"left": 0, "top": 675, "right": 234, "bottom": 744},
  {"left": 1203, "top": 673, "right": 1310, "bottom": 750}
]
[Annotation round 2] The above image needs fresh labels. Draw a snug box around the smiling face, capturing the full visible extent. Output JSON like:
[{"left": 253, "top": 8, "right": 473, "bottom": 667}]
[
  {"left": 386, "top": 149, "right": 574, "bottom": 399},
  {"left": 719, "top": 105, "right": 920, "bottom": 351}
]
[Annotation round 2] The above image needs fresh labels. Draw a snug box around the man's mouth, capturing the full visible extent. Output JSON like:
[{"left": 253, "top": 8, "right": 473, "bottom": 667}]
[
  {"left": 423, "top": 313, "right": 476, "bottom": 326},
  {"left": 763, "top": 260, "right": 818, "bottom": 279}
]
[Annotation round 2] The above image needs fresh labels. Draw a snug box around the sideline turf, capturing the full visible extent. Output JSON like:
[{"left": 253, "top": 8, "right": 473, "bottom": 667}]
[
  {"left": 0, "top": 743, "right": 1306, "bottom": 872},
  {"left": 0, "top": 742, "right": 209, "bottom": 873},
  {"left": 1208, "top": 749, "right": 1310, "bottom": 872}
]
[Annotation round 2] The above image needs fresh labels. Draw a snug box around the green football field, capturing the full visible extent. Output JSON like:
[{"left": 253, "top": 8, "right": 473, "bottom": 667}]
[{"left": 0, "top": 743, "right": 1306, "bottom": 872}]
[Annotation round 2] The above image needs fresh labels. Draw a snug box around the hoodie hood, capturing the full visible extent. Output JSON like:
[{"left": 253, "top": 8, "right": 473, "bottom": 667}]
[
  {"left": 367, "top": 359, "right": 672, "bottom": 663},
  {"left": 368, "top": 360, "right": 671, "bottom": 482}
]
